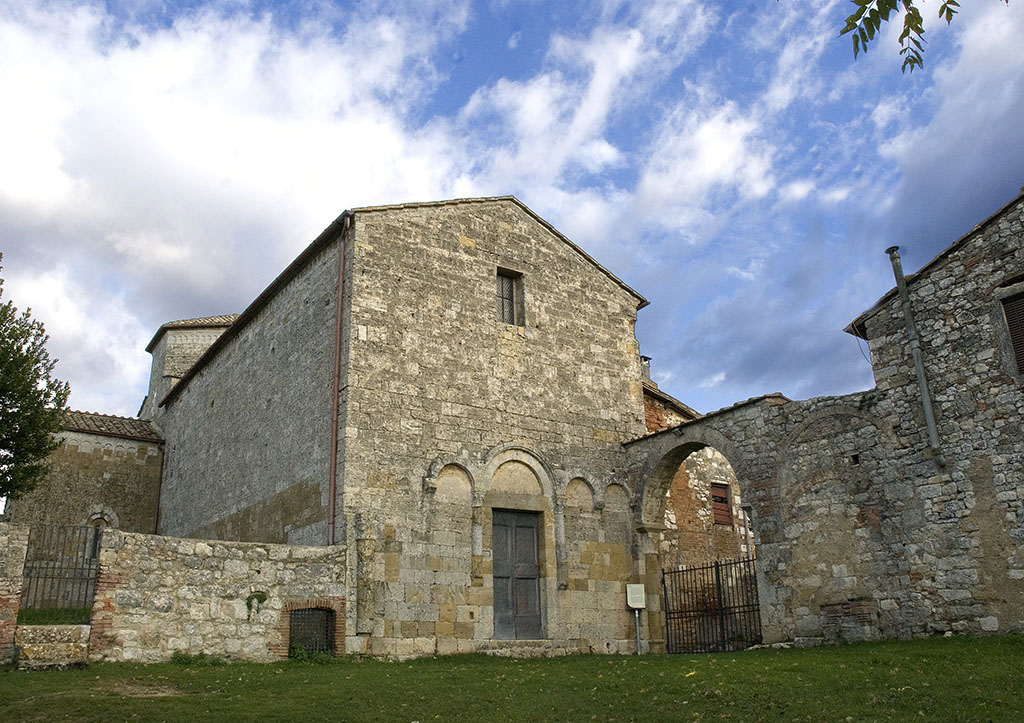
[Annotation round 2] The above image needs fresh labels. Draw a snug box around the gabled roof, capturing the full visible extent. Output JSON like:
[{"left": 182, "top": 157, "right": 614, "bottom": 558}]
[
  {"left": 624, "top": 392, "right": 790, "bottom": 445},
  {"left": 642, "top": 380, "right": 700, "bottom": 420},
  {"left": 845, "top": 188, "right": 1024, "bottom": 340},
  {"left": 160, "top": 196, "right": 648, "bottom": 407},
  {"left": 349, "top": 196, "right": 648, "bottom": 309},
  {"left": 145, "top": 314, "right": 240, "bottom": 353},
  {"left": 63, "top": 410, "right": 162, "bottom": 442}
]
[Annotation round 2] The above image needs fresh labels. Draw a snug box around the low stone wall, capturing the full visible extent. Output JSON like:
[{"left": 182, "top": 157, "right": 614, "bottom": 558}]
[
  {"left": 0, "top": 523, "right": 28, "bottom": 663},
  {"left": 16, "top": 625, "right": 90, "bottom": 669},
  {"left": 89, "top": 530, "right": 346, "bottom": 662}
]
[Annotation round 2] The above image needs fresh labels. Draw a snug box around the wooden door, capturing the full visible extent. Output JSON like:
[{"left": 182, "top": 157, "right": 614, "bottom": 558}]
[{"left": 492, "top": 510, "right": 542, "bottom": 639}]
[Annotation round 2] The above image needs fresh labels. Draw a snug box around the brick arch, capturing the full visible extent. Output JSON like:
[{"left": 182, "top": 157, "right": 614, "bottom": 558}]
[{"left": 269, "top": 597, "right": 346, "bottom": 659}]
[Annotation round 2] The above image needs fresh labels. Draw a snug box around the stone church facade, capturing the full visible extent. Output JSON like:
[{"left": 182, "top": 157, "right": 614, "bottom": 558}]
[
  {"left": 4, "top": 191, "right": 1024, "bottom": 661},
  {"left": 144, "top": 196, "right": 679, "bottom": 655}
]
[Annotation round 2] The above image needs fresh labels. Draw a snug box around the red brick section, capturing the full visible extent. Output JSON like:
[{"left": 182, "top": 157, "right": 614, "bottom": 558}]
[
  {"left": 644, "top": 394, "right": 678, "bottom": 433},
  {"left": 269, "top": 597, "right": 346, "bottom": 659},
  {"left": 88, "top": 566, "right": 129, "bottom": 657}
]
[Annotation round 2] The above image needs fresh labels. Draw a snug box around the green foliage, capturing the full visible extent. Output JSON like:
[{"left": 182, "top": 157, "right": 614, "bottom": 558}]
[
  {"left": 244, "top": 592, "right": 267, "bottom": 615},
  {"left": 0, "top": 254, "right": 70, "bottom": 500},
  {"left": 287, "top": 643, "right": 336, "bottom": 663},
  {"left": 839, "top": 0, "right": 1010, "bottom": 73},
  {"left": 2, "top": 636, "right": 1024, "bottom": 721},
  {"left": 16, "top": 606, "right": 92, "bottom": 625}
]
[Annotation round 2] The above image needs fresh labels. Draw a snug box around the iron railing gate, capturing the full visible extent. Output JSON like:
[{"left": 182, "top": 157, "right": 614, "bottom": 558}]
[
  {"left": 19, "top": 526, "right": 101, "bottom": 624},
  {"left": 662, "top": 557, "right": 761, "bottom": 654}
]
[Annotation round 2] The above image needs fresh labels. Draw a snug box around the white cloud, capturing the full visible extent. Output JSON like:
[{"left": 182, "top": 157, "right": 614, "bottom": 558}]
[
  {"left": 699, "top": 371, "right": 725, "bottom": 389},
  {"left": 3, "top": 264, "right": 151, "bottom": 416},
  {"left": 0, "top": 0, "right": 475, "bottom": 415},
  {"left": 781, "top": 180, "right": 815, "bottom": 202},
  {"left": 635, "top": 99, "right": 775, "bottom": 238}
]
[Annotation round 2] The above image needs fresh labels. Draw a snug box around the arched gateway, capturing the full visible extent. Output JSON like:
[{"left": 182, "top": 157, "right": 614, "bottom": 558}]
[{"left": 622, "top": 394, "right": 908, "bottom": 650}]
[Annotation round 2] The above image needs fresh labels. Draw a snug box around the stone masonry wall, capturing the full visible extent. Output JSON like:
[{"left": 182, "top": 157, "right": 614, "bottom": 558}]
[
  {"left": 2, "top": 431, "right": 162, "bottom": 532},
  {"left": 142, "top": 326, "right": 232, "bottom": 421},
  {"left": 0, "top": 523, "right": 28, "bottom": 663},
  {"left": 856, "top": 195, "right": 1024, "bottom": 637},
  {"left": 339, "top": 199, "right": 649, "bottom": 656},
  {"left": 157, "top": 234, "right": 342, "bottom": 544},
  {"left": 89, "top": 530, "right": 346, "bottom": 662},
  {"left": 625, "top": 193, "right": 1024, "bottom": 650}
]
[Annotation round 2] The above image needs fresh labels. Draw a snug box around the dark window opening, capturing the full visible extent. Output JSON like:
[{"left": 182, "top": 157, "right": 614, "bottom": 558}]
[
  {"left": 711, "top": 484, "right": 731, "bottom": 525},
  {"left": 1002, "top": 292, "right": 1024, "bottom": 374},
  {"left": 289, "top": 608, "right": 335, "bottom": 657},
  {"left": 496, "top": 269, "right": 524, "bottom": 326}
]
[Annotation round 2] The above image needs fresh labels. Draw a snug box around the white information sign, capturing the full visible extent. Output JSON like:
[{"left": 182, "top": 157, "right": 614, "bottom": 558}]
[{"left": 625, "top": 584, "right": 646, "bottom": 609}]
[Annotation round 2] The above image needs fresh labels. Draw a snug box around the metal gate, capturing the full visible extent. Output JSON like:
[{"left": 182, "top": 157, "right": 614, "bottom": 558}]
[
  {"left": 289, "top": 608, "right": 335, "bottom": 656},
  {"left": 20, "top": 526, "right": 101, "bottom": 624},
  {"left": 662, "top": 558, "right": 761, "bottom": 654}
]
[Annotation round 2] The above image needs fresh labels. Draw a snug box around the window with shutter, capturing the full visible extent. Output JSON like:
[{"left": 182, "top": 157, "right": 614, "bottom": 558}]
[
  {"left": 711, "top": 483, "right": 731, "bottom": 525},
  {"left": 1002, "top": 292, "right": 1024, "bottom": 374}
]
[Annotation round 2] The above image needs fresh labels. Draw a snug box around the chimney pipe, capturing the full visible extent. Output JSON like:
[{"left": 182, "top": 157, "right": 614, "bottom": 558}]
[
  {"left": 886, "top": 246, "right": 946, "bottom": 467},
  {"left": 640, "top": 355, "right": 652, "bottom": 382}
]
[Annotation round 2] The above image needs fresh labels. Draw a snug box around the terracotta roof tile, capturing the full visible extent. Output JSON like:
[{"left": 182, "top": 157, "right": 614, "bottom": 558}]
[
  {"left": 63, "top": 411, "right": 163, "bottom": 442},
  {"left": 161, "top": 314, "right": 239, "bottom": 329}
]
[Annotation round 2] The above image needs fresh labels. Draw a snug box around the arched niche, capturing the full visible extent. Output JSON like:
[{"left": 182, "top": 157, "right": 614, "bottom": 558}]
[
  {"left": 563, "top": 478, "right": 599, "bottom": 586},
  {"left": 565, "top": 478, "right": 594, "bottom": 510},
  {"left": 601, "top": 483, "right": 632, "bottom": 547},
  {"left": 479, "top": 445, "right": 555, "bottom": 501},
  {"left": 491, "top": 460, "right": 543, "bottom": 496},
  {"left": 434, "top": 464, "right": 473, "bottom": 504}
]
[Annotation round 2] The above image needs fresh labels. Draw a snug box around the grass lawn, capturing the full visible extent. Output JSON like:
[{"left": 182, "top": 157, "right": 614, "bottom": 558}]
[{"left": 2, "top": 635, "right": 1021, "bottom": 722}]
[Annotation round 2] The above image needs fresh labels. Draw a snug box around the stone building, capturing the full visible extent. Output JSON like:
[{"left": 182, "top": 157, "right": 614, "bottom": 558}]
[
  {"left": 5, "top": 190, "right": 1023, "bottom": 662},
  {"left": 627, "top": 189, "right": 1024, "bottom": 645},
  {"left": 138, "top": 196, "right": 689, "bottom": 656},
  {"left": 1, "top": 411, "right": 162, "bottom": 533}
]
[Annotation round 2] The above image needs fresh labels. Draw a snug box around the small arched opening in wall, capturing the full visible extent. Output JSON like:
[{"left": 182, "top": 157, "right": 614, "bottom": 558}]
[
  {"left": 637, "top": 437, "right": 761, "bottom": 654},
  {"left": 84, "top": 506, "right": 120, "bottom": 531},
  {"left": 659, "top": 446, "right": 754, "bottom": 569}
]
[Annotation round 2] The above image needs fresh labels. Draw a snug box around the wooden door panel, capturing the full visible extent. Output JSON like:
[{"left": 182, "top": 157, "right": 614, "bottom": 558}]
[{"left": 492, "top": 509, "right": 542, "bottom": 640}]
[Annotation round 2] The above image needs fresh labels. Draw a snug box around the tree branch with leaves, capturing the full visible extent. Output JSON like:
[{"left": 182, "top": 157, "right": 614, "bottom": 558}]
[
  {"left": 0, "top": 254, "right": 70, "bottom": 500},
  {"left": 840, "top": 0, "right": 1010, "bottom": 73}
]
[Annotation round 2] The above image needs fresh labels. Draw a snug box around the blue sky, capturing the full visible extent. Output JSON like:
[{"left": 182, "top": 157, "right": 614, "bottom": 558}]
[{"left": 2, "top": 0, "right": 1023, "bottom": 418}]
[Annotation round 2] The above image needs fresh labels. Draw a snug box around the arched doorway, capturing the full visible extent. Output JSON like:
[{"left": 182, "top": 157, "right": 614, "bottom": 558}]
[
  {"left": 639, "top": 440, "right": 762, "bottom": 653},
  {"left": 660, "top": 446, "right": 754, "bottom": 569}
]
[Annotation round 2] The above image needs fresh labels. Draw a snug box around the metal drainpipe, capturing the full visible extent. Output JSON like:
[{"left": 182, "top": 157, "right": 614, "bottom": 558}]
[
  {"left": 886, "top": 246, "right": 946, "bottom": 467},
  {"left": 327, "top": 214, "right": 351, "bottom": 545}
]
